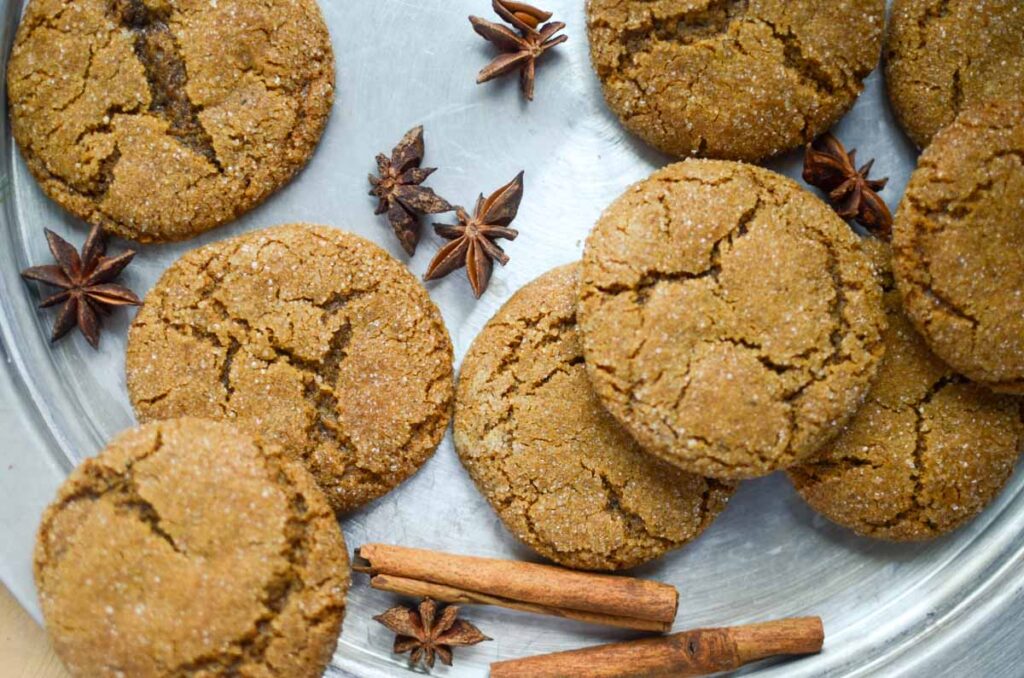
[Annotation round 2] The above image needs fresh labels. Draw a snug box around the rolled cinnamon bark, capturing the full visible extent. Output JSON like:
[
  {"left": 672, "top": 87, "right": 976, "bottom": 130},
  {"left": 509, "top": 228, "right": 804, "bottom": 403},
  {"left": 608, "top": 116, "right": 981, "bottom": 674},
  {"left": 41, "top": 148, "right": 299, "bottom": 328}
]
[
  {"left": 368, "top": 574, "right": 671, "bottom": 632},
  {"left": 489, "top": 617, "right": 825, "bottom": 678},
  {"left": 354, "top": 544, "right": 678, "bottom": 626}
]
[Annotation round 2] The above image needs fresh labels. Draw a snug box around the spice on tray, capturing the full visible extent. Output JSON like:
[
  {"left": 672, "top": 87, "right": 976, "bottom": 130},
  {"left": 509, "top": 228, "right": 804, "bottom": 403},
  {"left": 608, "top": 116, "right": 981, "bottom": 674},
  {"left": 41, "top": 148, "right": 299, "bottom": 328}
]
[
  {"left": 369, "top": 125, "right": 453, "bottom": 256},
  {"left": 354, "top": 543, "right": 678, "bottom": 632},
  {"left": 489, "top": 617, "right": 825, "bottom": 678},
  {"left": 20, "top": 225, "right": 141, "bottom": 349},
  {"left": 424, "top": 171, "right": 523, "bottom": 298},
  {"left": 374, "top": 598, "right": 491, "bottom": 670},
  {"left": 803, "top": 132, "right": 893, "bottom": 237},
  {"left": 470, "top": 0, "right": 568, "bottom": 101}
]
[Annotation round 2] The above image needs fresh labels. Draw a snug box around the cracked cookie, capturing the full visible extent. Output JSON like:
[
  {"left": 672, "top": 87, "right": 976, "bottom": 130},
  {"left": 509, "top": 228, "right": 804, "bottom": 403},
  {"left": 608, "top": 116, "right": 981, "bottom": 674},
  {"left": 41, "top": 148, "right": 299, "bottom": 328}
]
[
  {"left": 7, "top": 0, "right": 334, "bottom": 242},
  {"left": 455, "top": 264, "right": 735, "bottom": 571},
  {"left": 579, "top": 160, "right": 886, "bottom": 479},
  {"left": 126, "top": 224, "right": 454, "bottom": 513},
  {"left": 892, "top": 98, "right": 1024, "bottom": 394},
  {"left": 34, "top": 417, "right": 350, "bottom": 677},
  {"left": 789, "top": 241, "right": 1024, "bottom": 541},
  {"left": 586, "top": 0, "right": 885, "bottom": 162},
  {"left": 886, "top": 0, "right": 1024, "bottom": 148}
]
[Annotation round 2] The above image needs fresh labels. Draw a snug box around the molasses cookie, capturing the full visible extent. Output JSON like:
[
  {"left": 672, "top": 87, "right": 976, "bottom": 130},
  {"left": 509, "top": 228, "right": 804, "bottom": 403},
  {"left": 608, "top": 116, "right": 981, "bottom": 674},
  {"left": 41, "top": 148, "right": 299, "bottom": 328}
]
[
  {"left": 7, "top": 0, "right": 334, "bottom": 242},
  {"left": 127, "top": 224, "right": 454, "bottom": 512},
  {"left": 579, "top": 160, "right": 886, "bottom": 479},
  {"left": 886, "top": 0, "right": 1024, "bottom": 148},
  {"left": 789, "top": 241, "right": 1024, "bottom": 541},
  {"left": 455, "top": 264, "right": 735, "bottom": 571},
  {"left": 586, "top": 0, "right": 885, "bottom": 161},
  {"left": 35, "top": 418, "right": 350, "bottom": 677},
  {"left": 892, "top": 99, "right": 1024, "bottom": 394}
]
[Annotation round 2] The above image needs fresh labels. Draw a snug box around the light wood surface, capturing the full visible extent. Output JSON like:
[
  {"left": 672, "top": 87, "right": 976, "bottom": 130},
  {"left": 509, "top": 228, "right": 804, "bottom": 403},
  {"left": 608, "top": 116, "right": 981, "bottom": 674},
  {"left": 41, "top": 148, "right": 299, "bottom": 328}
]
[{"left": 0, "top": 584, "right": 67, "bottom": 678}]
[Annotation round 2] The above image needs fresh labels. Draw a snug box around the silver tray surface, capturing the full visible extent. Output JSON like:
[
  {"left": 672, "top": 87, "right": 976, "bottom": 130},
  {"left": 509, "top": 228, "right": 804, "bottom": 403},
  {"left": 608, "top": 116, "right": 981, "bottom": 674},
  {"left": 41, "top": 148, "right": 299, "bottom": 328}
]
[{"left": 1, "top": 1, "right": 1023, "bottom": 676}]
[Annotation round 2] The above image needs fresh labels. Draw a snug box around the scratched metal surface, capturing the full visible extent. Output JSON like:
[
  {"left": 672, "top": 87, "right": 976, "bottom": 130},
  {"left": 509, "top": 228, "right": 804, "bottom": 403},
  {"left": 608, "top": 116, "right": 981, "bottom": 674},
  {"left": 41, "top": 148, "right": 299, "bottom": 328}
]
[{"left": 1, "top": 0, "right": 1023, "bottom": 676}]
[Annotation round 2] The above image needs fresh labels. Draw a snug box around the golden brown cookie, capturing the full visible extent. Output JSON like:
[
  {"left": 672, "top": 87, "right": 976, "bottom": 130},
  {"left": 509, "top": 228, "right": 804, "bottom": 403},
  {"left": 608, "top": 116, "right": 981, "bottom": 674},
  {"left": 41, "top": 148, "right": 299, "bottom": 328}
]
[
  {"left": 126, "top": 224, "right": 454, "bottom": 512},
  {"left": 886, "top": 0, "right": 1024, "bottom": 148},
  {"left": 7, "top": 0, "right": 334, "bottom": 242},
  {"left": 455, "top": 264, "right": 735, "bottom": 571},
  {"left": 579, "top": 160, "right": 886, "bottom": 479},
  {"left": 586, "top": 0, "right": 885, "bottom": 161},
  {"left": 789, "top": 241, "right": 1024, "bottom": 541},
  {"left": 35, "top": 418, "right": 350, "bottom": 677},
  {"left": 893, "top": 99, "right": 1024, "bottom": 394}
]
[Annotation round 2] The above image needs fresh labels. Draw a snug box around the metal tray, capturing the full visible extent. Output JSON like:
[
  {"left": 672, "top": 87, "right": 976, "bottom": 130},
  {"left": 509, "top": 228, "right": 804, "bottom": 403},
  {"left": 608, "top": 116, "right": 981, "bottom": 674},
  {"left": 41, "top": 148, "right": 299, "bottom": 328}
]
[{"left": 1, "top": 1, "right": 1022, "bottom": 676}]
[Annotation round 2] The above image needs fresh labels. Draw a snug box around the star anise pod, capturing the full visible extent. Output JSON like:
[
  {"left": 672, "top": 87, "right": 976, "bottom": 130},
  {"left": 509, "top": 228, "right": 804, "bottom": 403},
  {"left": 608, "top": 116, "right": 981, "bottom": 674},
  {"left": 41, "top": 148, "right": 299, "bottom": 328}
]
[
  {"left": 803, "top": 132, "right": 893, "bottom": 237},
  {"left": 369, "top": 126, "right": 453, "bottom": 256},
  {"left": 20, "top": 225, "right": 141, "bottom": 349},
  {"left": 424, "top": 171, "right": 524, "bottom": 298},
  {"left": 470, "top": 0, "right": 568, "bottom": 101},
  {"left": 374, "top": 598, "right": 491, "bottom": 670}
]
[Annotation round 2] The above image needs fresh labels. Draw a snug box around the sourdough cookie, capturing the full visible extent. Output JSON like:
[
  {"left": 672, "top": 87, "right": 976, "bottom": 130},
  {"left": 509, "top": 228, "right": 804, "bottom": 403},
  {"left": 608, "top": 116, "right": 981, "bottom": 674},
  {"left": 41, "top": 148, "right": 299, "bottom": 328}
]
[
  {"left": 127, "top": 224, "right": 454, "bottom": 512},
  {"left": 893, "top": 99, "right": 1024, "bottom": 394},
  {"left": 790, "top": 241, "right": 1024, "bottom": 541},
  {"left": 886, "top": 0, "right": 1024, "bottom": 148},
  {"left": 579, "top": 160, "right": 886, "bottom": 479},
  {"left": 35, "top": 418, "right": 350, "bottom": 678},
  {"left": 455, "top": 264, "right": 734, "bottom": 571},
  {"left": 7, "top": 0, "right": 334, "bottom": 242},
  {"left": 586, "top": 0, "right": 885, "bottom": 161}
]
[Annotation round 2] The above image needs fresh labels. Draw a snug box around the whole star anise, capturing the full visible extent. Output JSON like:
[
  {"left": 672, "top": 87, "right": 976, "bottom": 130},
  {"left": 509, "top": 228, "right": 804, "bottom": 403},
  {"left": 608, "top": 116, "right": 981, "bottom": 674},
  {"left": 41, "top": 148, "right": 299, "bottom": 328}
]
[
  {"left": 369, "top": 126, "right": 453, "bottom": 255},
  {"left": 471, "top": 0, "right": 568, "bottom": 101},
  {"left": 374, "top": 598, "right": 491, "bottom": 670},
  {"left": 803, "top": 132, "right": 893, "bottom": 237},
  {"left": 20, "top": 225, "right": 141, "bottom": 349},
  {"left": 424, "top": 171, "right": 524, "bottom": 298}
]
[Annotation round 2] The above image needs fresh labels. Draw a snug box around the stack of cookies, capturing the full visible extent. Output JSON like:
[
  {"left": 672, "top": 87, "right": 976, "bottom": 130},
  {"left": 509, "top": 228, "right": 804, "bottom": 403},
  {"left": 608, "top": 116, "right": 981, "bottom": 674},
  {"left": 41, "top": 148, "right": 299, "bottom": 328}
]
[
  {"left": 455, "top": 0, "right": 1024, "bottom": 567},
  {"left": 457, "top": 146, "right": 1023, "bottom": 562},
  {"left": 9, "top": 0, "right": 460, "bottom": 672}
]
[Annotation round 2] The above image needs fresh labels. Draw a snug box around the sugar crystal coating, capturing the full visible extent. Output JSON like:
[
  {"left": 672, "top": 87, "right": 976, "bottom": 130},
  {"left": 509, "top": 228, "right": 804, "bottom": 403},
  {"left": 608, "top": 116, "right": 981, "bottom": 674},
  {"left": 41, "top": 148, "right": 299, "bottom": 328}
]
[
  {"left": 893, "top": 98, "right": 1024, "bottom": 393},
  {"left": 579, "top": 160, "right": 886, "bottom": 478},
  {"left": 127, "top": 224, "right": 454, "bottom": 512},
  {"left": 790, "top": 240, "right": 1024, "bottom": 541},
  {"left": 35, "top": 418, "right": 350, "bottom": 677},
  {"left": 7, "top": 0, "right": 334, "bottom": 242},
  {"left": 586, "top": 0, "right": 884, "bottom": 161},
  {"left": 455, "top": 264, "right": 735, "bottom": 571}
]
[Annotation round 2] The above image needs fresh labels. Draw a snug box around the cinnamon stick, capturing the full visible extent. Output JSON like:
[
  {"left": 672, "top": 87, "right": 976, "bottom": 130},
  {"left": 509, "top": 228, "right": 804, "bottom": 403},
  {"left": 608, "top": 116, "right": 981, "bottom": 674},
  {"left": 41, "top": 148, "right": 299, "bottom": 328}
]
[
  {"left": 354, "top": 544, "right": 677, "bottom": 627},
  {"left": 368, "top": 574, "right": 671, "bottom": 633},
  {"left": 489, "top": 617, "right": 825, "bottom": 678}
]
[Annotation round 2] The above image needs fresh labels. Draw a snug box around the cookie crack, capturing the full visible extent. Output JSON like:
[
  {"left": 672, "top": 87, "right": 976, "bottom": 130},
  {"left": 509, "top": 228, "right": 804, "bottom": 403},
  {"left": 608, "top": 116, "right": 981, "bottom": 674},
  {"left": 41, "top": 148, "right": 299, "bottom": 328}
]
[
  {"left": 765, "top": 23, "right": 839, "bottom": 95},
  {"left": 275, "top": 322, "right": 357, "bottom": 460},
  {"left": 113, "top": 430, "right": 186, "bottom": 555},
  {"left": 158, "top": 266, "right": 378, "bottom": 489},
  {"left": 909, "top": 151, "right": 1023, "bottom": 223},
  {"left": 52, "top": 30, "right": 113, "bottom": 115},
  {"left": 609, "top": 0, "right": 750, "bottom": 65},
  {"left": 589, "top": 466, "right": 675, "bottom": 550},
  {"left": 863, "top": 375, "right": 965, "bottom": 532},
  {"left": 596, "top": 1, "right": 748, "bottom": 131},
  {"left": 40, "top": 428, "right": 183, "bottom": 566},
  {"left": 614, "top": 191, "right": 762, "bottom": 299},
  {"left": 171, "top": 453, "right": 314, "bottom": 674},
  {"left": 219, "top": 337, "right": 241, "bottom": 401},
  {"left": 110, "top": 0, "right": 224, "bottom": 172},
  {"left": 793, "top": 455, "right": 883, "bottom": 478},
  {"left": 901, "top": 146, "right": 1024, "bottom": 334},
  {"left": 913, "top": 0, "right": 954, "bottom": 52},
  {"left": 207, "top": 287, "right": 363, "bottom": 464}
]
